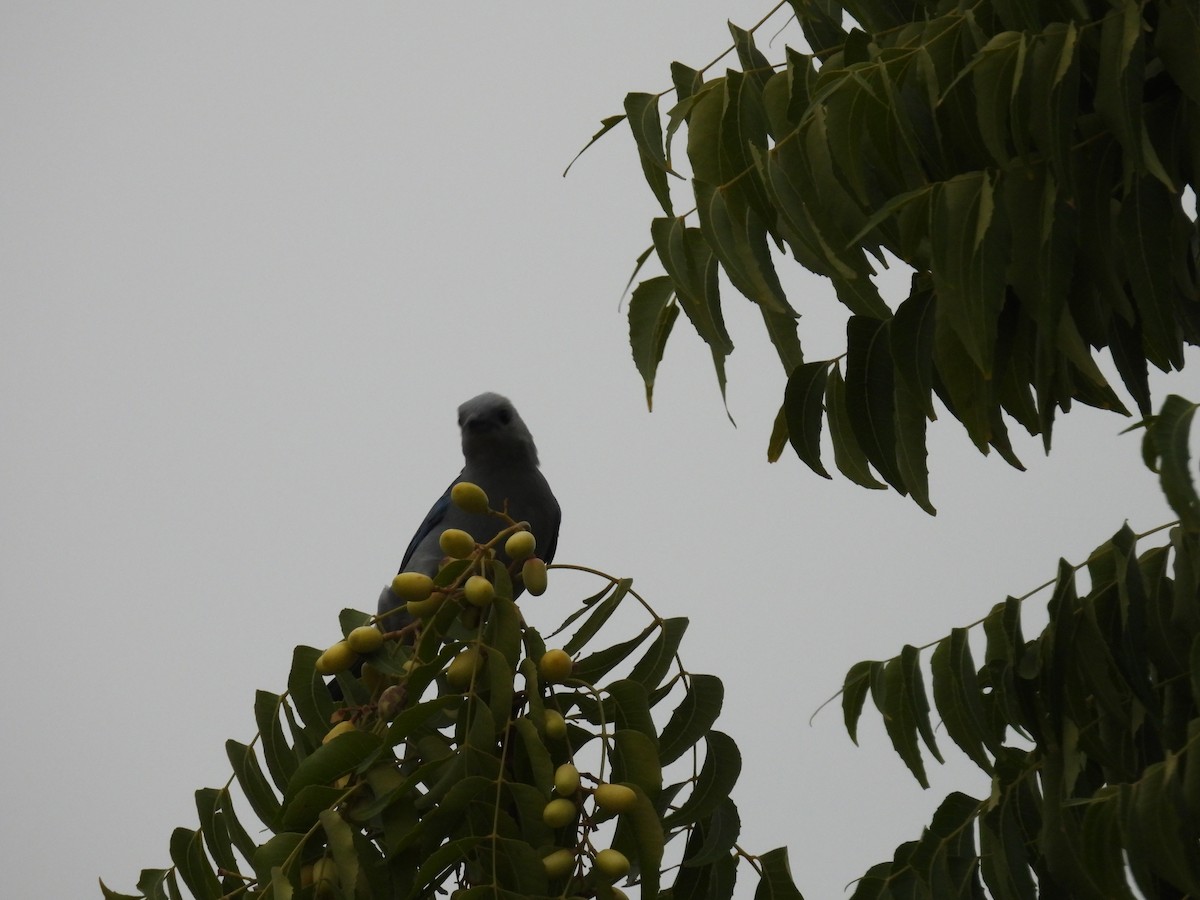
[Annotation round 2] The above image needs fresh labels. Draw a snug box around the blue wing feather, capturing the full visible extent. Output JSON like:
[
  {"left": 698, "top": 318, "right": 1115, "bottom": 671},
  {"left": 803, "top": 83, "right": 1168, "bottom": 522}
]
[{"left": 398, "top": 485, "right": 453, "bottom": 571}]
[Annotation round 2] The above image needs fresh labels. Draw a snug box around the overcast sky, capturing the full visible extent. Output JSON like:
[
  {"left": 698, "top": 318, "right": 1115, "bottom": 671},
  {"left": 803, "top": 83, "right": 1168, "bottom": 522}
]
[{"left": 4, "top": 4, "right": 1197, "bottom": 898}]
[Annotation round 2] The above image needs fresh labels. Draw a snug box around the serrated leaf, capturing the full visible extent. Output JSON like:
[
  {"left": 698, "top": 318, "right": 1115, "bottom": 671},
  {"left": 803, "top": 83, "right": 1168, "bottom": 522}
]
[
  {"left": 783, "top": 361, "right": 832, "bottom": 478},
  {"left": 563, "top": 113, "right": 626, "bottom": 176},
  {"left": 660, "top": 673, "right": 724, "bottom": 765},
  {"left": 627, "top": 617, "right": 687, "bottom": 691},
  {"left": 169, "top": 828, "right": 221, "bottom": 900},
  {"left": 827, "top": 365, "right": 887, "bottom": 489},
  {"left": 572, "top": 623, "right": 656, "bottom": 683},
  {"left": 1149, "top": 395, "right": 1200, "bottom": 529},
  {"left": 282, "top": 730, "right": 381, "bottom": 810},
  {"left": 226, "top": 739, "right": 282, "bottom": 829},
  {"left": 846, "top": 315, "right": 904, "bottom": 491},
  {"left": 193, "top": 788, "right": 238, "bottom": 875},
  {"left": 872, "top": 651, "right": 931, "bottom": 788},
  {"left": 931, "top": 629, "right": 993, "bottom": 771},
  {"left": 664, "top": 731, "right": 742, "bottom": 829},
  {"left": 753, "top": 846, "right": 805, "bottom": 900},
  {"left": 288, "top": 645, "right": 334, "bottom": 733},
  {"left": 682, "top": 797, "right": 742, "bottom": 868},
  {"left": 842, "top": 659, "right": 877, "bottom": 745},
  {"left": 629, "top": 276, "right": 680, "bottom": 411}
]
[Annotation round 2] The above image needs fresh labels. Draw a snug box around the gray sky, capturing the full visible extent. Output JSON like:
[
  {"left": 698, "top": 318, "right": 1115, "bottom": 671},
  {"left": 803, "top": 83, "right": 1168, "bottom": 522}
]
[{"left": 4, "top": 4, "right": 1196, "bottom": 898}]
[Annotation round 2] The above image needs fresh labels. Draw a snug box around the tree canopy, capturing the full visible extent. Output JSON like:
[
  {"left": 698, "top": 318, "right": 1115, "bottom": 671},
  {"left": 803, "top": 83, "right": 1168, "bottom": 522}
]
[{"left": 602, "top": 0, "right": 1199, "bottom": 513}]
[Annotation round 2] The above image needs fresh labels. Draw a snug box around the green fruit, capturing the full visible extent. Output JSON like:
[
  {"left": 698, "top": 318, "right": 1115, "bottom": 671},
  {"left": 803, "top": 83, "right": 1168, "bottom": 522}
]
[
  {"left": 521, "top": 557, "right": 549, "bottom": 595},
  {"left": 593, "top": 848, "right": 630, "bottom": 881},
  {"left": 593, "top": 783, "right": 637, "bottom": 814},
  {"left": 311, "top": 857, "right": 338, "bottom": 896},
  {"left": 322, "top": 721, "right": 356, "bottom": 744},
  {"left": 346, "top": 625, "right": 384, "bottom": 654},
  {"left": 542, "top": 848, "right": 575, "bottom": 880},
  {"left": 446, "top": 646, "right": 483, "bottom": 689},
  {"left": 463, "top": 575, "right": 495, "bottom": 607},
  {"left": 450, "top": 481, "right": 490, "bottom": 514},
  {"left": 542, "top": 797, "right": 576, "bottom": 828},
  {"left": 406, "top": 593, "right": 446, "bottom": 619},
  {"left": 391, "top": 571, "right": 434, "bottom": 602},
  {"left": 544, "top": 709, "right": 568, "bottom": 740},
  {"left": 439, "top": 528, "right": 476, "bottom": 559},
  {"left": 315, "top": 641, "right": 358, "bottom": 675},
  {"left": 538, "top": 649, "right": 573, "bottom": 682},
  {"left": 505, "top": 529, "right": 537, "bottom": 561},
  {"left": 554, "top": 763, "right": 581, "bottom": 795}
]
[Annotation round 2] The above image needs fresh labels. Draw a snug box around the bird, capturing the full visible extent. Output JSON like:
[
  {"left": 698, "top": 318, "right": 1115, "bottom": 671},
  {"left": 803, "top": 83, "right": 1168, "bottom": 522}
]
[{"left": 375, "top": 392, "right": 561, "bottom": 634}]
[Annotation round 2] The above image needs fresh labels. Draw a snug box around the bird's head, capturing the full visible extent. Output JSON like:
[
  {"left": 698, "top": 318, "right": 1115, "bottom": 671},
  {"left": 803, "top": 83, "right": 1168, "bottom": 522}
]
[{"left": 458, "top": 393, "right": 540, "bottom": 466}]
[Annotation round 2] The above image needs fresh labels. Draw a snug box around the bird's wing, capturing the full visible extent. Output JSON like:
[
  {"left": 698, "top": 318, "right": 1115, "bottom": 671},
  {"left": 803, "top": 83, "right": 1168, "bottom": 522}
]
[{"left": 398, "top": 483, "right": 454, "bottom": 571}]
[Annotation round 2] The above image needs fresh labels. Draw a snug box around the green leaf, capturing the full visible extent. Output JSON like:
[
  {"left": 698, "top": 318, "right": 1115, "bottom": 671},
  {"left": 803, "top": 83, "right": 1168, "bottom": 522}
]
[
  {"left": 783, "top": 361, "right": 832, "bottom": 478},
  {"left": 226, "top": 740, "right": 282, "bottom": 829},
  {"left": 872, "top": 649, "right": 932, "bottom": 788},
  {"left": 1148, "top": 395, "right": 1200, "bottom": 529},
  {"left": 169, "top": 828, "right": 222, "bottom": 900},
  {"left": 193, "top": 788, "right": 238, "bottom": 875},
  {"left": 1157, "top": 0, "right": 1200, "bottom": 105},
  {"left": 660, "top": 673, "right": 724, "bottom": 766},
  {"left": 627, "top": 617, "right": 688, "bottom": 691},
  {"left": 626, "top": 92, "right": 676, "bottom": 216},
  {"left": 250, "top": 833, "right": 304, "bottom": 888},
  {"left": 98, "top": 881, "right": 143, "bottom": 900},
  {"left": 930, "top": 171, "right": 1009, "bottom": 377},
  {"left": 572, "top": 623, "right": 656, "bottom": 683},
  {"left": 753, "top": 847, "right": 806, "bottom": 900},
  {"left": 629, "top": 276, "right": 680, "bottom": 411},
  {"left": 287, "top": 645, "right": 334, "bottom": 734},
  {"left": 694, "top": 180, "right": 792, "bottom": 315},
  {"left": 612, "top": 728, "right": 663, "bottom": 797},
  {"left": 282, "top": 730, "right": 381, "bottom": 811},
  {"left": 826, "top": 365, "right": 887, "bottom": 489},
  {"left": 931, "top": 628, "right": 993, "bottom": 772},
  {"left": 1119, "top": 178, "right": 1184, "bottom": 370},
  {"left": 767, "top": 401, "right": 789, "bottom": 464},
  {"left": 681, "top": 797, "right": 741, "bottom": 868},
  {"left": 971, "top": 30, "right": 1025, "bottom": 166},
  {"left": 405, "top": 836, "right": 484, "bottom": 900},
  {"left": 664, "top": 731, "right": 742, "bottom": 829},
  {"left": 846, "top": 315, "right": 904, "bottom": 492},
  {"left": 563, "top": 113, "right": 626, "bottom": 177},
  {"left": 842, "top": 660, "right": 877, "bottom": 745},
  {"left": 255, "top": 691, "right": 299, "bottom": 793}
]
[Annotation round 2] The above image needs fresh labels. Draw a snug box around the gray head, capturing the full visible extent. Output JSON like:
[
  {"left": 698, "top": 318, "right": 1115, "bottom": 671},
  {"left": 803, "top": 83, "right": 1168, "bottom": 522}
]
[{"left": 458, "top": 393, "right": 539, "bottom": 466}]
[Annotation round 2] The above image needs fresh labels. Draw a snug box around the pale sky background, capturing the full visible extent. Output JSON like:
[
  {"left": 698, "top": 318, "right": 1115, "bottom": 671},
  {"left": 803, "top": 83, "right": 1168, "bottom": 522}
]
[{"left": 3, "top": 4, "right": 1197, "bottom": 899}]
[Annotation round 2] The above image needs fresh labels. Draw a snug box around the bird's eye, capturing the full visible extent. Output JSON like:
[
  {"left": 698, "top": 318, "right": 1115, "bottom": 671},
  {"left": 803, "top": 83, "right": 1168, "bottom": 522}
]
[{"left": 498, "top": 408, "right": 512, "bottom": 425}]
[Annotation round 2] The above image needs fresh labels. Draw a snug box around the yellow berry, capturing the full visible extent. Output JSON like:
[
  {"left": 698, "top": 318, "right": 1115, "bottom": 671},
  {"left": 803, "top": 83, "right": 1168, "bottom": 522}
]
[
  {"left": 391, "top": 571, "right": 434, "bottom": 602},
  {"left": 593, "top": 848, "right": 630, "bottom": 881},
  {"left": 554, "top": 763, "right": 580, "bottom": 795},
  {"left": 439, "top": 528, "right": 476, "bottom": 559},
  {"left": 346, "top": 625, "right": 384, "bottom": 654},
  {"left": 505, "top": 530, "right": 537, "bottom": 561},
  {"left": 593, "top": 783, "right": 637, "bottom": 814},
  {"left": 315, "top": 641, "right": 358, "bottom": 675},
  {"left": 406, "top": 593, "right": 446, "bottom": 619},
  {"left": 322, "top": 721, "right": 357, "bottom": 744},
  {"left": 311, "top": 857, "right": 338, "bottom": 896},
  {"left": 542, "top": 797, "right": 576, "bottom": 828},
  {"left": 544, "top": 709, "right": 568, "bottom": 740},
  {"left": 463, "top": 575, "right": 495, "bottom": 607},
  {"left": 446, "top": 646, "right": 484, "bottom": 690},
  {"left": 538, "top": 649, "right": 573, "bottom": 682},
  {"left": 521, "top": 557, "right": 548, "bottom": 595},
  {"left": 542, "top": 848, "right": 575, "bottom": 879},
  {"left": 450, "top": 481, "right": 490, "bottom": 514}
]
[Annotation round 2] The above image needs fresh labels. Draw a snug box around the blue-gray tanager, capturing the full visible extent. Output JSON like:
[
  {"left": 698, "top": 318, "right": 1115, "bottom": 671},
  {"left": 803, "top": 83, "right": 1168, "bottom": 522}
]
[{"left": 376, "top": 392, "right": 560, "bottom": 633}]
